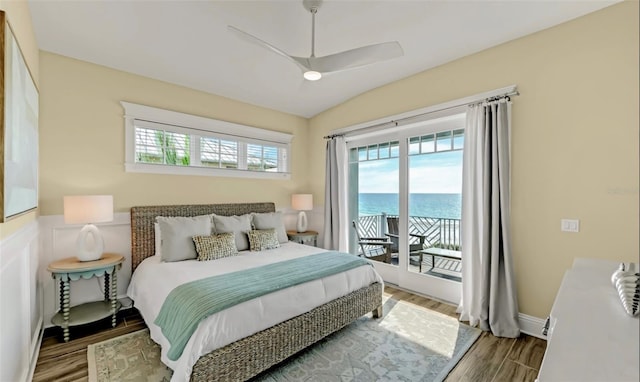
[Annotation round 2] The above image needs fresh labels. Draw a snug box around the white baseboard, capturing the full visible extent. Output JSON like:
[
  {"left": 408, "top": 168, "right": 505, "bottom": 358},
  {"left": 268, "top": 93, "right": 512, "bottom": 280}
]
[
  {"left": 25, "top": 319, "right": 44, "bottom": 382},
  {"left": 388, "top": 283, "right": 548, "bottom": 340},
  {"left": 519, "top": 313, "right": 547, "bottom": 340}
]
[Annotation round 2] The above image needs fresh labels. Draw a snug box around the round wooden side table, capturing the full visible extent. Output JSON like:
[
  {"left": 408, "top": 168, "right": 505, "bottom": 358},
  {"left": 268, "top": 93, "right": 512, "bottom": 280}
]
[{"left": 47, "top": 253, "right": 124, "bottom": 342}]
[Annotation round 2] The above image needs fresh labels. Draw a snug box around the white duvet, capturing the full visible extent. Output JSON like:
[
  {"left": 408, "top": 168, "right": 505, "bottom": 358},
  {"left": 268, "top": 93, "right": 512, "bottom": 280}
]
[{"left": 127, "top": 242, "right": 383, "bottom": 382}]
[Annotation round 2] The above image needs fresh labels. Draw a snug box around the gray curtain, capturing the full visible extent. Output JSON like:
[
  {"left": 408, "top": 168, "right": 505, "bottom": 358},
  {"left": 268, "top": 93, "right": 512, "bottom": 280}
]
[
  {"left": 323, "top": 136, "right": 348, "bottom": 251},
  {"left": 458, "top": 98, "right": 520, "bottom": 338}
]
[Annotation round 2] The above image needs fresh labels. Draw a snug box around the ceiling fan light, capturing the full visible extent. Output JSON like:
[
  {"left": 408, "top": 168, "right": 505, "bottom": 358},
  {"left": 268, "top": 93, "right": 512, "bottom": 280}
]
[{"left": 303, "top": 70, "right": 322, "bottom": 81}]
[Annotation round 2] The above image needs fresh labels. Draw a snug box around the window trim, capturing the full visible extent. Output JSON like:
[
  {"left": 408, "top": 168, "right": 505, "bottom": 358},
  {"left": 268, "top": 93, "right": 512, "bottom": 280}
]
[{"left": 122, "top": 102, "right": 293, "bottom": 179}]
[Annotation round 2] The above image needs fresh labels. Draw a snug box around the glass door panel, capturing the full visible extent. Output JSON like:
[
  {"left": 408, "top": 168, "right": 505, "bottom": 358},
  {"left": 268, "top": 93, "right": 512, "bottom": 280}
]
[
  {"left": 408, "top": 129, "right": 463, "bottom": 281},
  {"left": 400, "top": 123, "right": 464, "bottom": 302},
  {"left": 348, "top": 141, "right": 399, "bottom": 267}
]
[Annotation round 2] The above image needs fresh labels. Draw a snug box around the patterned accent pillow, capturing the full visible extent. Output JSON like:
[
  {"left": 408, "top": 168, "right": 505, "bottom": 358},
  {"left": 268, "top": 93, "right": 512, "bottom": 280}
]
[
  {"left": 247, "top": 229, "right": 281, "bottom": 251},
  {"left": 192, "top": 233, "right": 238, "bottom": 261}
]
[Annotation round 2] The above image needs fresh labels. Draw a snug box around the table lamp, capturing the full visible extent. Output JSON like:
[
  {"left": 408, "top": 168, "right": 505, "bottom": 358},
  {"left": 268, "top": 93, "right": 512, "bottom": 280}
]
[
  {"left": 291, "top": 194, "right": 313, "bottom": 233},
  {"left": 64, "top": 195, "right": 114, "bottom": 261}
]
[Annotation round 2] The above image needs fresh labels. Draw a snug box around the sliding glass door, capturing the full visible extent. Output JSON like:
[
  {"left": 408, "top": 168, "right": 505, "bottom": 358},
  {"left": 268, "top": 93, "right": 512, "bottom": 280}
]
[
  {"left": 407, "top": 129, "right": 463, "bottom": 279},
  {"left": 348, "top": 140, "right": 399, "bottom": 268},
  {"left": 348, "top": 113, "right": 465, "bottom": 302}
]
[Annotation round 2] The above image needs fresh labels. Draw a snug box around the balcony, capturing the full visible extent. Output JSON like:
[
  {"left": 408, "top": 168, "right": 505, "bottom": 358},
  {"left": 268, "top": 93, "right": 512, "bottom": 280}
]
[{"left": 355, "top": 213, "right": 462, "bottom": 282}]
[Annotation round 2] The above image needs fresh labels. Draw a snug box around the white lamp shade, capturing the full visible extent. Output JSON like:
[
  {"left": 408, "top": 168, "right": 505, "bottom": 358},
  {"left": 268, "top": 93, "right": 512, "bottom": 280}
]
[
  {"left": 291, "top": 194, "right": 313, "bottom": 211},
  {"left": 64, "top": 195, "right": 114, "bottom": 224}
]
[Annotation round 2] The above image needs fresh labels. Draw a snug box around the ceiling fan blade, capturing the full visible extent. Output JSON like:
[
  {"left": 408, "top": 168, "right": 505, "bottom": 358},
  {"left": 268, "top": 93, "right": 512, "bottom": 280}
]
[
  {"left": 227, "top": 26, "right": 307, "bottom": 70},
  {"left": 309, "top": 41, "right": 403, "bottom": 73}
]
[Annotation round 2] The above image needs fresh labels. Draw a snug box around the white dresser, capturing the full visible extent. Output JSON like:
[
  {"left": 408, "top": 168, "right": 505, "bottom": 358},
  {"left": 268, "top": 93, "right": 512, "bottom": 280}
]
[{"left": 537, "top": 258, "right": 639, "bottom": 381}]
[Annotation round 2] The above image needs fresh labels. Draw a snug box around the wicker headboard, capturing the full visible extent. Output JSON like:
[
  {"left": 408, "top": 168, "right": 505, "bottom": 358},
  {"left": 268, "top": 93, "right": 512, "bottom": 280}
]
[{"left": 130, "top": 202, "right": 276, "bottom": 271}]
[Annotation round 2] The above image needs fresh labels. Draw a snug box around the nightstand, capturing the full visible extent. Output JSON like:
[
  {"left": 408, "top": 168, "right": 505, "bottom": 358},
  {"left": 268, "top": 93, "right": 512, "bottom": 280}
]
[
  {"left": 287, "top": 230, "right": 318, "bottom": 247},
  {"left": 47, "top": 253, "right": 124, "bottom": 342}
]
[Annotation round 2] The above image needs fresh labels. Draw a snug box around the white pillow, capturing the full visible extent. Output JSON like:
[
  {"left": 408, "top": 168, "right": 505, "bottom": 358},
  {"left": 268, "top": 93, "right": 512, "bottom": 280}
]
[
  {"left": 251, "top": 212, "right": 288, "bottom": 244},
  {"left": 154, "top": 222, "right": 162, "bottom": 257},
  {"left": 156, "top": 215, "right": 212, "bottom": 262},
  {"left": 212, "top": 214, "right": 252, "bottom": 251}
]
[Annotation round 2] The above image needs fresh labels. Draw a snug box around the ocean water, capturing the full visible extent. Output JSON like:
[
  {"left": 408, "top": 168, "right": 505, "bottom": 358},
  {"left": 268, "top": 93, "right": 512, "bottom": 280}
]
[{"left": 359, "top": 193, "right": 461, "bottom": 219}]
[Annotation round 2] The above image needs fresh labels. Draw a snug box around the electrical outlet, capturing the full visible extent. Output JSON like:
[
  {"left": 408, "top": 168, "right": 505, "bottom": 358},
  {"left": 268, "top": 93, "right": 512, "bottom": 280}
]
[{"left": 561, "top": 219, "right": 580, "bottom": 232}]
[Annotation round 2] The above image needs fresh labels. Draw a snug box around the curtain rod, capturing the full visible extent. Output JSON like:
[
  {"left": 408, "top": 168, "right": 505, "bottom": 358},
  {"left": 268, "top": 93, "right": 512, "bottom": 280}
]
[{"left": 323, "top": 90, "right": 519, "bottom": 140}]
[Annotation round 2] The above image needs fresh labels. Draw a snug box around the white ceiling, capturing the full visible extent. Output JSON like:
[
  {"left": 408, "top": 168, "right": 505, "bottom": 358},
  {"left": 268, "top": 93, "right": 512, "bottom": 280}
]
[{"left": 28, "top": 0, "right": 617, "bottom": 118}]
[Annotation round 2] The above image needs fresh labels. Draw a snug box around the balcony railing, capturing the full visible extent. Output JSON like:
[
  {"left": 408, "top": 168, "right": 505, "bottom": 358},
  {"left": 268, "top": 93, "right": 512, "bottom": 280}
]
[
  {"left": 356, "top": 213, "right": 461, "bottom": 250},
  {"left": 355, "top": 213, "right": 462, "bottom": 281}
]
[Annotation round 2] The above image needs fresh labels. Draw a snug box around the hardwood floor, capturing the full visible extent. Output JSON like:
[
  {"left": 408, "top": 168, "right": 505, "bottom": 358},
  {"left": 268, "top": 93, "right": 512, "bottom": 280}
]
[
  {"left": 33, "top": 309, "right": 146, "bottom": 382},
  {"left": 34, "top": 286, "right": 546, "bottom": 381},
  {"left": 384, "top": 286, "right": 547, "bottom": 382}
]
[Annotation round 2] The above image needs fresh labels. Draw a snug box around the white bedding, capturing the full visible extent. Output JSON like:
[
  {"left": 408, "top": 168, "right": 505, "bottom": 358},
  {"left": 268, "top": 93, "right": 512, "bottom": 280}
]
[{"left": 127, "top": 242, "right": 383, "bottom": 382}]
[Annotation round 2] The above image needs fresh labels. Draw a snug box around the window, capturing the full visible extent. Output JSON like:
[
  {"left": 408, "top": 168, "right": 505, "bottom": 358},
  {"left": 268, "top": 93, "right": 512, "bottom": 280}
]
[
  {"left": 135, "top": 127, "right": 190, "bottom": 166},
  {"left": 352, "top": 141, "right": 400, "bottom": 163},
  {"left": 122, "top": 102, "right": 292, "bottom": 179},
  {"left": 408, "top": 128, "right": 464, "bottom": 156},
  {"left": 247, "top": 144, "right": 279, "bottom": 172},
  {"left": 200, "top": 138, "right": 237, "bottom": 169}
]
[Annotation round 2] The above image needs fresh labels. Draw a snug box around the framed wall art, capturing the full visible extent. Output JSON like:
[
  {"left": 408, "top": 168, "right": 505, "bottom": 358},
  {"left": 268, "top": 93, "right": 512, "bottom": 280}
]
[{"left": 0, "top": 11, "right": 39, "bottom": 222}]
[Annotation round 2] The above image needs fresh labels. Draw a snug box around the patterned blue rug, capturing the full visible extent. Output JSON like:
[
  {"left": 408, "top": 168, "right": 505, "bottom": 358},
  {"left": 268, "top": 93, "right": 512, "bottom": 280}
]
[
  {"left": 88, "top": 298, "right": 481, "bottom": 382},
  {"left": 256, "top": 298, "right": 481, "bottom": 381}
]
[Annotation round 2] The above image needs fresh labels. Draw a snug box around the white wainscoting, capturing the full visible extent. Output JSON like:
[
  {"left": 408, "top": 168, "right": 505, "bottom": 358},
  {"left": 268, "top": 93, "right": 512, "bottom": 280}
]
[{"left": 0, "top": 220, "right": 42, "bottom": 382}]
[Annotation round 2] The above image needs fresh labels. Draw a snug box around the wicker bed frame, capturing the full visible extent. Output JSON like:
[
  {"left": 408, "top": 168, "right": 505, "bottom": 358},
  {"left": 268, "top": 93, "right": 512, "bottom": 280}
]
[{"left": 130, "top": 202, "right": 383, "bottom": 382}]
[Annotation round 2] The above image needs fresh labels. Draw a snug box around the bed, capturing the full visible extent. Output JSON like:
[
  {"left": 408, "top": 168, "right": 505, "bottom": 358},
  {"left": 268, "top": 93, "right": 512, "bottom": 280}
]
[{"left": 128, "top": 202, "right": 383, "bottom": 382}]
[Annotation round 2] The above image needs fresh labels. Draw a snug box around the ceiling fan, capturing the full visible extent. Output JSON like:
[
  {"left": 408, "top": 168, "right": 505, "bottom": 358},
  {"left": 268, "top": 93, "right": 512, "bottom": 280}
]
[{"left": 228, "top": 0, "right": 403, "bottom": 81}]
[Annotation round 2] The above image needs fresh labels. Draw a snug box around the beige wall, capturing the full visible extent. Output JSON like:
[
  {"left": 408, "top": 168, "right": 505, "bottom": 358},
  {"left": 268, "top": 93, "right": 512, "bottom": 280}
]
[
  {"left": 0, "top": 0, "right": 39, "bottom": 239},
  {"left": 38, "top": 52, "right": 310, "bottom": 215},
  {"left": 16, "top": 1, "right": 640, "bottom": 318},
  {"left": 309, "top": 2, "right": 639, "bottom": 318},
  {"left": 0, "top": 0, "right": 38, "bottom": 83}
]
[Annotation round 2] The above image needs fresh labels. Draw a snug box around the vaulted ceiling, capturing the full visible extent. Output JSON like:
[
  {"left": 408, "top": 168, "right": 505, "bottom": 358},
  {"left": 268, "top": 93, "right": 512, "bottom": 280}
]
[{"left": 29, "top": 1, "right": 617, "bottom": 118}]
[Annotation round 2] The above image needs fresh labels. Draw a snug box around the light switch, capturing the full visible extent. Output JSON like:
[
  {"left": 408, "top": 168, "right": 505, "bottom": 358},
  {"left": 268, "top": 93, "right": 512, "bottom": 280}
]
[{"left": 561, "top": 219, "right": 580, "bottom": 232}]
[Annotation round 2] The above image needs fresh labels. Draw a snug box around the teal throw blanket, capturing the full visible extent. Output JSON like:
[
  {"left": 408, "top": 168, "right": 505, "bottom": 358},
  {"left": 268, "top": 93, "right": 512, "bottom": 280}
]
[{"left": 154, "top": 251, "right": 370, "bottom": 360}]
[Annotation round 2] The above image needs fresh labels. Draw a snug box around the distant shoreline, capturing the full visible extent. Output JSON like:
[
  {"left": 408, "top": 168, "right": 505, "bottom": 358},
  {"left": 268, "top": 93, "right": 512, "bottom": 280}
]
[{"left": 358, "top": 193, "right": 462, "bottom": 219}]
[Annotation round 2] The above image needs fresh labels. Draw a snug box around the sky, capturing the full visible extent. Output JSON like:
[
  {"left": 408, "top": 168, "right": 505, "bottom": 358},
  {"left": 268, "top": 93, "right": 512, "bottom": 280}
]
[{"left": 358, "top": 150, "right": 463, "bottom": 194}]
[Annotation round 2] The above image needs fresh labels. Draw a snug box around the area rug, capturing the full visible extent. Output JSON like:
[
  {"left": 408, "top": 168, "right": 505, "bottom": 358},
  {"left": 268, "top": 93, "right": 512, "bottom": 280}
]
[{"left": 87, "top": 299, "right": 481, "bottom": 382}]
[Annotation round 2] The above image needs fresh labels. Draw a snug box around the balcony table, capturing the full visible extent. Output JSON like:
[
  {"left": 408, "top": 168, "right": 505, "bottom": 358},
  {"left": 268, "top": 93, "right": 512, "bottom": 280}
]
[{"left": 418, "top": 247, "right": 462, "bottom": 273}]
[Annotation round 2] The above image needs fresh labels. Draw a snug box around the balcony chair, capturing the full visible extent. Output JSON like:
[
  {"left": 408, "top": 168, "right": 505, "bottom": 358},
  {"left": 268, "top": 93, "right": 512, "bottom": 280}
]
[
  {"left": 351, "top": 220, "right": 393, "bottom": 264},
  {"left": 385, "top": 217, "right": 427, "bottom": 271}
]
